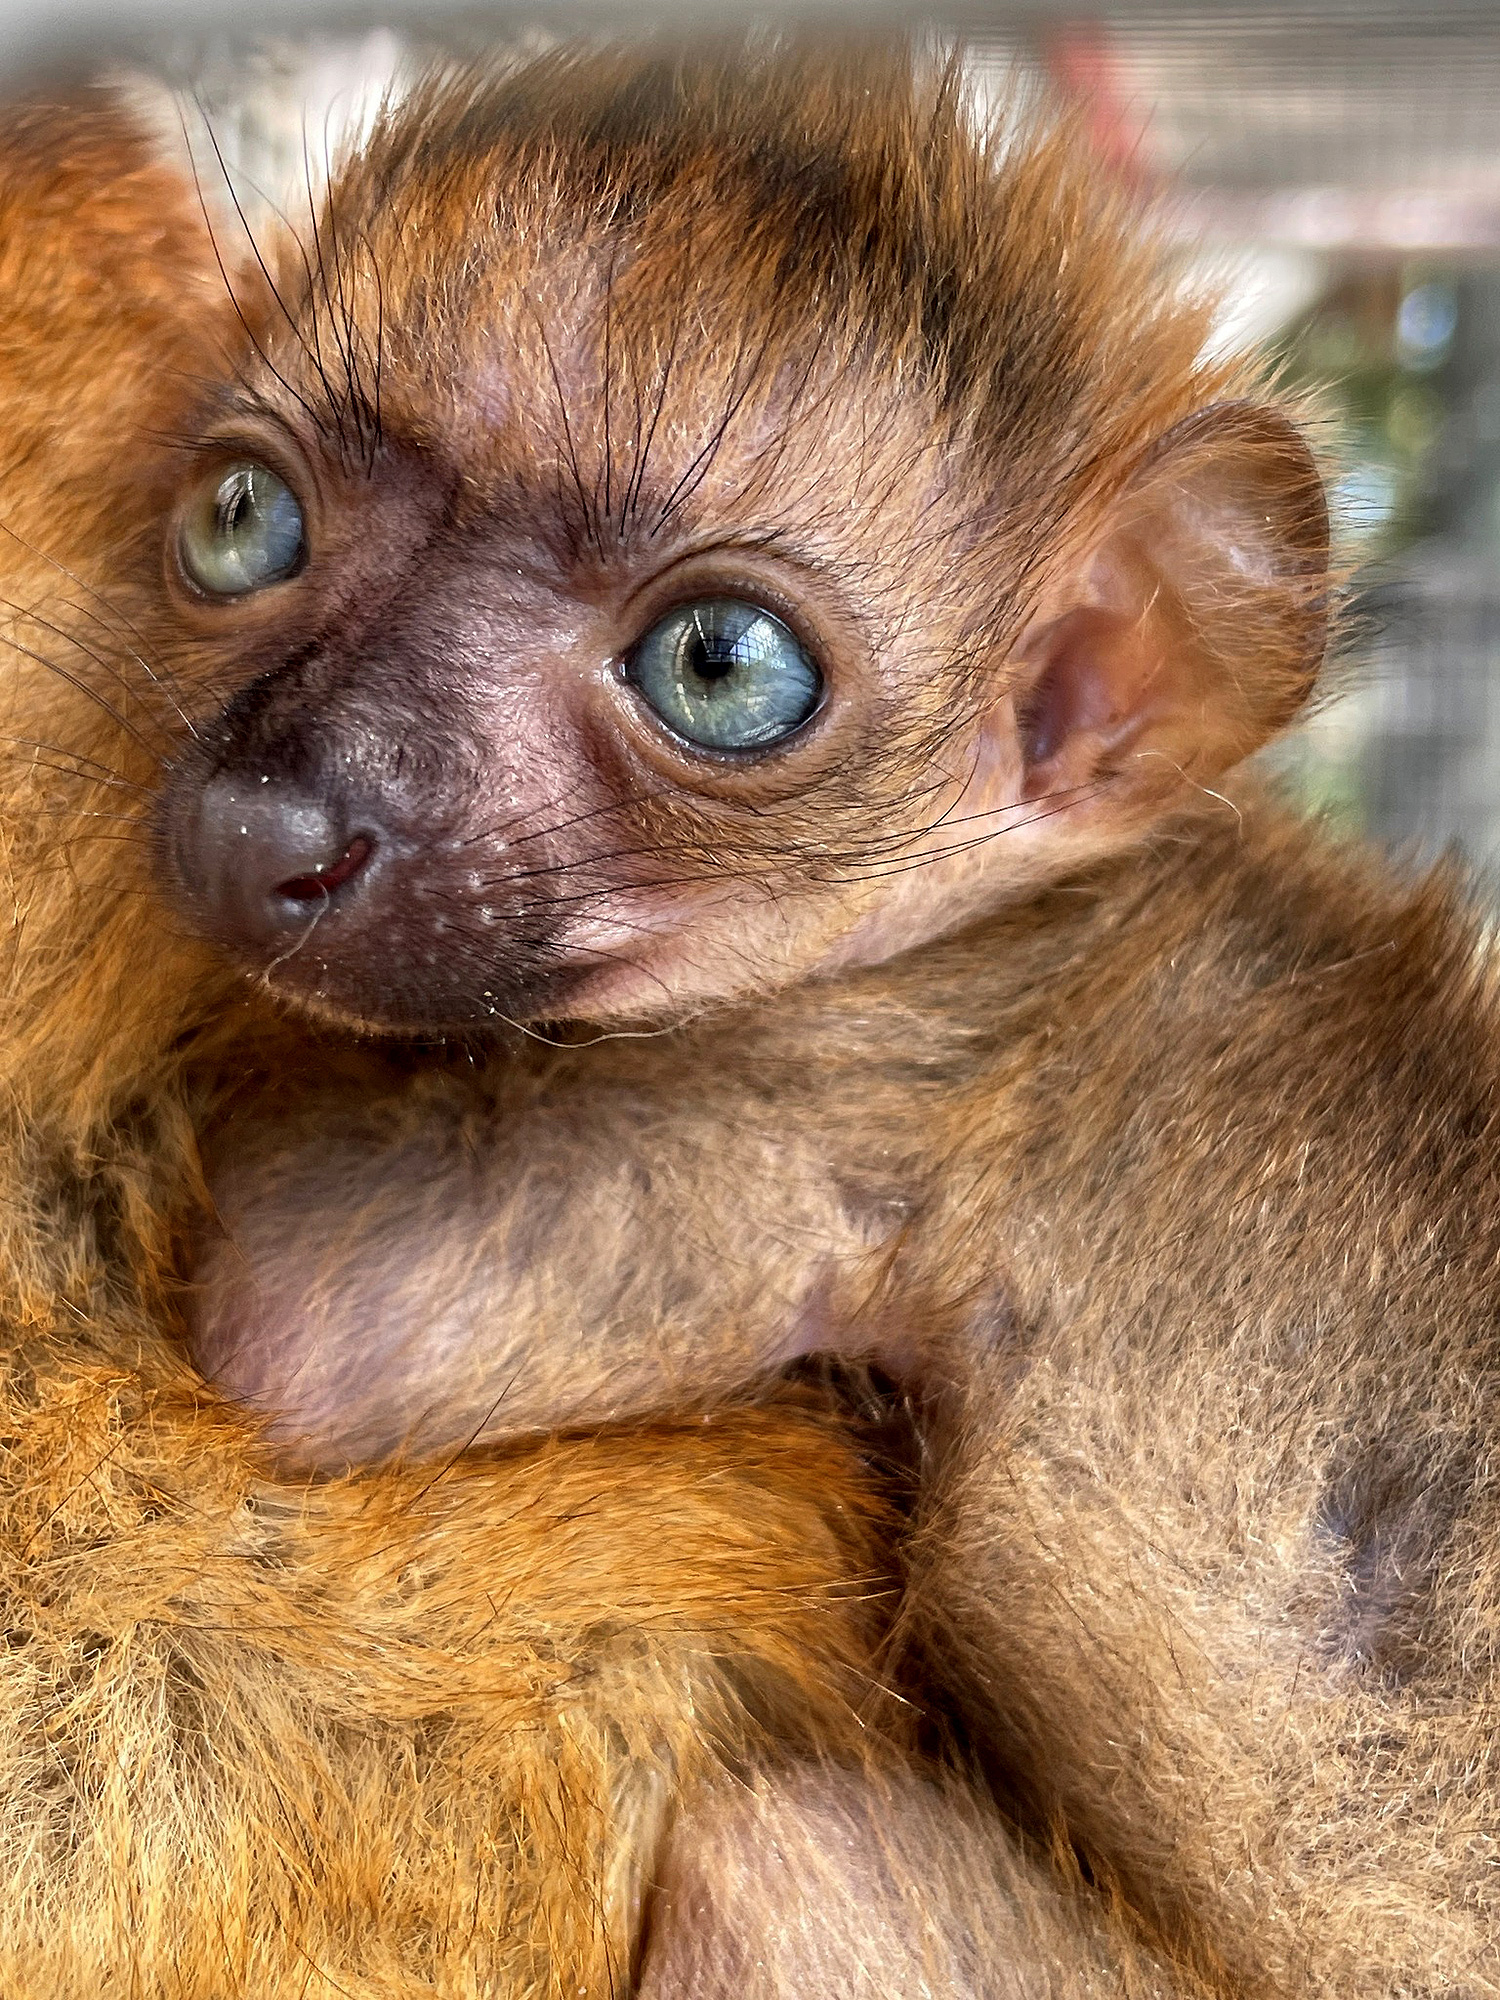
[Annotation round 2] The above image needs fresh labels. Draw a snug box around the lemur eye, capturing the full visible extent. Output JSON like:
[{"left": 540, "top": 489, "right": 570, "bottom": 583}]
[
  {"left": 624, "top": 598, "right": 823, "bottom": 751},
  {"left": 179, "top": 462, "right": 305, "bottom": 596}
]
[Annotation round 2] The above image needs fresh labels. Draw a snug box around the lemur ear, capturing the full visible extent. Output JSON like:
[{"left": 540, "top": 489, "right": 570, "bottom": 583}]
[{"left": 1012, "top": 403, "right": 1329, "bottom": 819}]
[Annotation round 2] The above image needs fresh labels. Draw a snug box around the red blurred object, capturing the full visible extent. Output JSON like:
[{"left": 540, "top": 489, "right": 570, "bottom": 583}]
[{"left": 1042, "top": 23, "right": 1157, "bottom": 189}]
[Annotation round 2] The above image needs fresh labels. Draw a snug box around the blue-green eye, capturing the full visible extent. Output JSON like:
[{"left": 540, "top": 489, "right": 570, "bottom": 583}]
[
  {"left": 179, "top": 461, "right": 305, "bottom": 596},
  {"left": 624, "top": 598, "right": 823, "bottom": 752}
]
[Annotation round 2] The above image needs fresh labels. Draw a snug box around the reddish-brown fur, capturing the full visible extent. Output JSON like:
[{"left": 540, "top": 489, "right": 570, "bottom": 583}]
[{"left": 6, "top": 39, "right": 1500, "bottom": 2000}]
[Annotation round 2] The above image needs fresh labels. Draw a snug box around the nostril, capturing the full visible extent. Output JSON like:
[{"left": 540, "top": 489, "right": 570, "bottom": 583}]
[
  {"left": 275, "top": 833, "right": 376, "bottom": 904},
  {"left": 182, "top": 772, "right": 386, "bottom": 953}
]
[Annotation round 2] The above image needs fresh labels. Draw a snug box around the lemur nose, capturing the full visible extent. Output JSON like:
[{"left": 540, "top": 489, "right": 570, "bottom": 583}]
[{"left": 186, "top": 774, "right": 378, "bottom": 951}]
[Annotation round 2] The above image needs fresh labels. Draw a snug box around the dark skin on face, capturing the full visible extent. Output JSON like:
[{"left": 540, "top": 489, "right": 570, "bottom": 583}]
[{"left": 40, "top": 38, "right": 1490, "bottom": 1996}]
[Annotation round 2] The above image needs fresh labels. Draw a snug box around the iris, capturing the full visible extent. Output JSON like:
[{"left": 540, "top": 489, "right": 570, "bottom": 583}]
[
  {"left": 625, "top": 598, "right": 823, "bottom": 752},
  {"left": 179, "top": 462, "right": 305, "bottom": 596}
]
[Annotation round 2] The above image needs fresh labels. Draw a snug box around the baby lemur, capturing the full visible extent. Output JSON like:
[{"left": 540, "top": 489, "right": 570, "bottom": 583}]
[{"left": 7, "top": 33, "right": 1500, "bottom": 2000}]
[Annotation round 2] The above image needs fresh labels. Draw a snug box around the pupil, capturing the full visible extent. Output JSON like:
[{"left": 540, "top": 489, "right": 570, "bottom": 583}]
[
  {"left": 220, "top": 481, "right": 249, "bottom": 536},
  {"left": 688, "top": 631, "right": 735, "bottom": 684}
]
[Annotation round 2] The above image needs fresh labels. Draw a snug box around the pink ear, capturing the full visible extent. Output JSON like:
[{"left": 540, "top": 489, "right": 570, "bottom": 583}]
[{"left": 1014, "top": 402, "right": 1329, "bottom": 812}]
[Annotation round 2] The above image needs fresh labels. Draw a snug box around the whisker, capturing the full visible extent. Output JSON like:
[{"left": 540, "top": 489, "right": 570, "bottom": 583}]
[
  {"left": 599, "top": 241, "right": 618, "bottom": 528},
  {"left": 0, "top": 519, "right": 199, "bottom": 735},
  {"left": 258, "top": 885, "right": 331, "bottom": 983},
  {"left": 53, "top": 597, "right": 201, "bottom": 744},
  {"left": 525, "top": 295, "right": 598, "bottom": 553},
  {"left": 11, "top": 806, "right": 145, "bottom": 824},
  {"left": 367, "top": 225, "right": 386, "bottom": 461},
  {"left": 0, "top": 634, "right": 166, "bottom": 765},
  {"left": 475, "top": 840, "right": 716, "bottom": 892},
  {"left": 461, "top": 779, "right": 670, "bottom": 853},
  {"left": 830, "top": 787, "right": 1105, "bottom": 882},
  {"left": 222, "top": 141, "right": 355, "bottom": 462},
  {"left": 464, "top": 779, "right": 1104, "bottom": 916},
  {"left": 0, "top": 735, "right": 152, "bottom": 794},
  {"left": 619, "top": 221, "right": 694, "bottom": 534},
  {"left": 21, "top": 828, "right": 148, "bottom": 847},
  {"left": 318, "top": 116, "right": 370, "bottom": 458},
  {"left": 182, "top": 99, "right": 330, "bottom": 446},
  {"left": 299, "top": 122, "right": 354, "bottom": 445},
  {"left": 0, "top": 595, "right": 177, "bottom": 753},
  {"left": 506, "top": 871, "right": 726, "bottom": 914},
  {"left": 652, "top": 304, "right": 787, "bottom": 536}
]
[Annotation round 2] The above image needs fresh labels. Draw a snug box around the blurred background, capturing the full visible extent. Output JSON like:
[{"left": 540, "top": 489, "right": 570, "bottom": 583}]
[{"left": 6, "top": 0, "right": 1500, "bottom": 877}]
